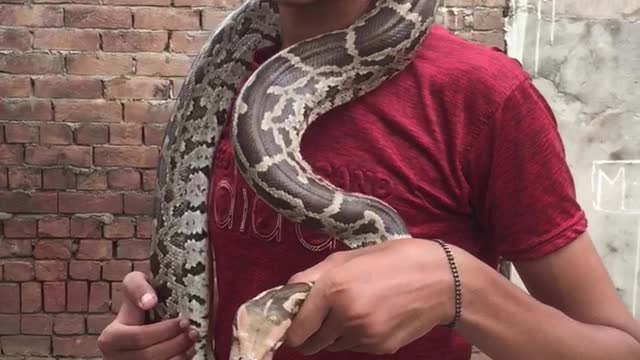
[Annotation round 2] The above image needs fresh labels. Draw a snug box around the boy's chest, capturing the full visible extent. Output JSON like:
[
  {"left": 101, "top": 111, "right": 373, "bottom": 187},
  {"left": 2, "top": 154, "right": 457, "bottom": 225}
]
[{"left": 210, "top": 102, "right": 484, "bottom": 256}]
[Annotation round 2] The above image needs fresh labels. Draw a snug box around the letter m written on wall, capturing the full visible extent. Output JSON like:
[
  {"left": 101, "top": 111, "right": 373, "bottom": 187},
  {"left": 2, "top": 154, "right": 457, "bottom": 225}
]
[{"left": 592, "top": 160, "right": 640, "bottom": 214}]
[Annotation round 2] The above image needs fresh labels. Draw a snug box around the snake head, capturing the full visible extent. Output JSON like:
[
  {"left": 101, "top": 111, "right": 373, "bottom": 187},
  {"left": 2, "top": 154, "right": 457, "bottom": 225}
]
[{"left": 229, "top": 282, "right": 313, "bottom": 360}]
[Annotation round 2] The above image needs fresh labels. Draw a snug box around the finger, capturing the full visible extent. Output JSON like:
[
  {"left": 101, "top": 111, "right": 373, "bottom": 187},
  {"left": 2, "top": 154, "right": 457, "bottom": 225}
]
[
  {"left": 121, "top": 331, "right": 195, "bottom": 360},
  {"left": 167, "top": 346, "right": 196, "bottom": 360},
  {"left": 326, "top": 335, "right": 360, "bottom": 353},
  {"left": 166, "top": 344, "right": 197, "bottom": 360},
  {"left": 284, "top": 278, "right": 332, "bottom": 348},
  {"left": 109, "top": 318, "right": 192, "bottom": 350},
  {"left": 117, "top": 272, "right": 157, "bottom": 326},
  {"left": 123, "top": 271, "right": 158, "bottom": 310},
  {"left": 296, "top": 310, "right": 343, "bottom": 355}
]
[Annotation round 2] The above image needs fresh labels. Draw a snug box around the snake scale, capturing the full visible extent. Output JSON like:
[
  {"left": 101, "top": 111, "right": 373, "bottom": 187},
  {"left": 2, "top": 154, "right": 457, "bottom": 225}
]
[{"left": 149, "top": 0, "right": 440, "bottom": 359}]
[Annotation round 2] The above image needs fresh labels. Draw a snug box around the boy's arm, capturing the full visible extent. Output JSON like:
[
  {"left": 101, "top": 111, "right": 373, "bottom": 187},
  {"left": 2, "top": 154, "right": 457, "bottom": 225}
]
[{"left": 455, "top": 231, "right": 640, "bottom": 360}]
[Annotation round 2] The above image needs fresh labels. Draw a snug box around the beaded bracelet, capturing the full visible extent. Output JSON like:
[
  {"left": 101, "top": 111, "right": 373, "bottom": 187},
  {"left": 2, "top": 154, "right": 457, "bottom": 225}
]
[{"left": 435, "top": 239, "right": 462, "bottom": 329}]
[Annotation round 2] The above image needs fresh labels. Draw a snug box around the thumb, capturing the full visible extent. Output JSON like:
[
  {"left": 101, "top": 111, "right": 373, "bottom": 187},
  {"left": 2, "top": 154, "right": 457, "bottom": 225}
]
[{"left": 116, "top": 271, "right": 158, "bottom": 326}]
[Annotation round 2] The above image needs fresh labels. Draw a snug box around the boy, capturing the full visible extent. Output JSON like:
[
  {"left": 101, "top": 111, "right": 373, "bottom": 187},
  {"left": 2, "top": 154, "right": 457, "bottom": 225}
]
[{"left": 98, "top": 1, "right": 640, "bottom": 359}]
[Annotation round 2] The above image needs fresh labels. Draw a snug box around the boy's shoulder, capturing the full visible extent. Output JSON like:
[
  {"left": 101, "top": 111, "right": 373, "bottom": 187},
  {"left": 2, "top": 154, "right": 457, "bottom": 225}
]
[{"left": 413, "top": 25, "right": 531, "bottom": 101}]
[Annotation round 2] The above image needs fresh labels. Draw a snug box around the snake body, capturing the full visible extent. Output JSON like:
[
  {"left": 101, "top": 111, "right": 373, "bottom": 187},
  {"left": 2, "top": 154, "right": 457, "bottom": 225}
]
[{"left": 149, "top": 1, "right": 439, "bottom": 359}]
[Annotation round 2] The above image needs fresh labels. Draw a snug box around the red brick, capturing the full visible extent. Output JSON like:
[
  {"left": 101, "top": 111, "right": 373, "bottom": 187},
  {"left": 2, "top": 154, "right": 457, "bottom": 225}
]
[
  {"left": 474, "top": 0, "right": 507, "bottom": 6},
  {"left": 0, "top": 239, "right": 32, "bottom": 258},
  {"left": 110, "top": 281, "right": 123, "bottom": 312},
  {"left": 4, "top": 217, "right": 37, "bottom": 238},
  {"left": 0, "top": 145, "right": 23, "bottom": 165},
  {"left": 471, "top": 30, "right": 505, "bottom": 49},
  {"left": 53, "top": 335, "right": 100, "bottom": 357},
  {"left": 67, "top": 280, "right": 89, "bottom": 311},
  {"left": 66, "top": 53, "right": 133, "bottom": 76},
  {"left": 136, "top": 216, "right": 153, "bottom": 238},
  {"left": 4, "top": 123, "right": 39, "bottom": 143},
  {"left": 0, "top": 5, "right": 63, "bottom": 27},
  {"left": 42, "top": 168, "right": 76, "bottom": 189},
  {"left": 4, "top": 260, "right": 34, "bottom": 281},
  {"left": 0, "top": 99, "right": 52, "bottom": 121},
  {"left": 0, "top": 28, "right": 31, "bottom": 50},
  {"left": 124, "top": 100, "right": 174, "bottom": 123},
  {"left": 202, "top": 9, "right": 228, "bottom": 30},
  {"left": 101, "top": 30, "right": 168, "bottom": 52},
  {"left": 136, "top": 54, "right": 193, "bottom": 77},
  {"left": 0, "top": 335, "right": 51, "bottom": 356},
  {"left": 75, "top": 123, "right": 109, "bottom": 145},
  {"left": 77, "top": 240, "right": 112, "bottom": 260},
  {"left": 33, "top": 239, "right": 73, "bottom": 259},
  {"left": 43, "top": 281, "right": 66, "bottom": 312},
  {"left": 7, "top": 167, "right": 41, "bottom": 190},
  {"left": 0, "top": 283, "right": 20, "bottom": 313},
  {"left": 174, "top": 0, "right": 239, "bottom": 6},
  {"left": 89, "top": 281, "right": 110, "bottom": 312},
  {"left": 87, "top": 313, "right": 114, "bottom": 334},
  {"left": 0, "top": 191, "right": 57, "bottom": 213},
  {"left": 444, "top": 0, "right": 473, "bottom": 5},
  {"left": 104, "top": 217, "right": 135, "bottom": 239},
  {"left": 69, "top": 261, "right": 101, "bottom": 280},
  {"left": 0, "top": 76, "right": 31, "bottom": 98},
  {"left": 0, "top": 314, "right": 20, "bottom": 335},
  {"left": 0, "top": 167, "right": 6, "bottom": 188},
  {"left": 473, "top": 8, "right": 504, "bottom": 30},
  {"left": 34, "top": 28, "right": 99, "bottom": 50},
  {"left": 25, "top": 145, "right": 92, "bottom": 167},
  {"left": 21, "top": 314, "right": 53, "bottom": 335},
  {"left": 117, "top": 239, "right": 150, "bottom": 259},
  {"left": 110, "top": 123, "right": 142, "bottom": 145},
  {"left": 53, "top": 314, "right": 84, "bottom": 335},
  {"left": 171, "top": 31, "right": 209, "bottom": 55},
  {"left": 59, "top": 192, "right": 122, "bottom": 214},
  {"left": 102, "top": 260, "right": 131, "bottom": 281},
  {"left": 142, "top": 169, "right": 157, "bottom": 191},
  {"left": 70, "top": 217, "right": 102, "bottom": 238},
  {"left": 107, "top": 168, "right": 140, "bottom": 190},
  {"left": 106, "top": 0, "right": 169, "bottom": 4},
  {"left": 38, "top": 217, "right": 69, "bottom": 238},
  {"left": 65, "top": 5, "right": 131, "bottom": 28},
  {"left": 77, "top": 171, "right": 108, "bottom": 191},
  {"left": 34, "top": 0, "right": 98, "bottom": 3},
  {"left": 133, "top": 260, "right": 151, "bottom": 278},
  {"left": 21, "top": 282, "right": 42, "bottom": 313},
  {"left": 34, "top": 77, "right": 102, "bottom": 99},
  {"left": 0, "top": 53, "right": 64, "bottom": 74},
  {"left": 124, "top": 192, "right": 154, "bottom": 215},
  {"left": 95, "top": 145, "right": 159, "bottom": 168},
  {"left": 172, "top": 77, "right": 185, "bottom": 97},
  {"left": 134, "top": 8, "right": 199, "bottom": 30},
  {"left": 56, "top": 100, "right": 122, "bottom": 124},
  {"left": 105, "top": 78, "right": 170, "bottom": 100},
  {"left": 40, "top": 123, "right": 73, "bottom": 144},
  {"left": 35, "top": 260, "right": 67, "bottom": 281}
]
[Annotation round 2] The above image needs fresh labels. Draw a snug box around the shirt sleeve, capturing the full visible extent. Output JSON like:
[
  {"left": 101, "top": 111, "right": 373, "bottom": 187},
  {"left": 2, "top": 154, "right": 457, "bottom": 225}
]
[{"left": 469, "top": 78, "right": 588, "bottom": 261}]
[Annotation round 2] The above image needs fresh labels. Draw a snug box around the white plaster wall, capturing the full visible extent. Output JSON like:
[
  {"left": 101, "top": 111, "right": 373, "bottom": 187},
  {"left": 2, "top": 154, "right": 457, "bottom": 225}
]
[{"left": 506, "top": 0, "right": 640, "bottom": 317}]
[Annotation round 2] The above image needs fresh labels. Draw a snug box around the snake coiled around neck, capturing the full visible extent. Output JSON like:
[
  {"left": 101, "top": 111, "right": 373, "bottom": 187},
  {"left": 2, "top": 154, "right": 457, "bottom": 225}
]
[{"left": 149, "top": 1, "right": 440, "bottom": 359}]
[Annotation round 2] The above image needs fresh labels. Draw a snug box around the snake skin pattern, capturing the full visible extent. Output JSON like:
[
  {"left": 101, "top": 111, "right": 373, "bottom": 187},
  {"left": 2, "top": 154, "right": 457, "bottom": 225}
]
[{"left": 149, "top": 1, "right": 440, "bottom": 359}]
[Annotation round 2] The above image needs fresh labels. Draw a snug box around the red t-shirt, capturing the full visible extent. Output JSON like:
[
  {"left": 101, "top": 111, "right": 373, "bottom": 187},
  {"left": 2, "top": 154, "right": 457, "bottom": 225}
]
[{"left": 208, "top": 25, "right": 587, "bottom": 359}]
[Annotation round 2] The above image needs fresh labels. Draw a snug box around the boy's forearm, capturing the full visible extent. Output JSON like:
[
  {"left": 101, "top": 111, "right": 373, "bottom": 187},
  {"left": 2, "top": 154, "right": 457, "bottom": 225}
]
[{"left": 455, "top": 252, "right": 640, "bottom": 360}]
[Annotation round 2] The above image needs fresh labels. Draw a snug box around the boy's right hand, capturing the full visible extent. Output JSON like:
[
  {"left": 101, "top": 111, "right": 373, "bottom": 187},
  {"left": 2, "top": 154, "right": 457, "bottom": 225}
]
[{"left": 97, "top": 271, "right": 200, "bottom": 360}]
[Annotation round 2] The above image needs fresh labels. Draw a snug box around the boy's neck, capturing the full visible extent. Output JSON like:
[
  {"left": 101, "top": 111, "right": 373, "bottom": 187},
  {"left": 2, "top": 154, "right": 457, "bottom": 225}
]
[{"left": 277, "top": 0, "right": 373, "bottom": 49}]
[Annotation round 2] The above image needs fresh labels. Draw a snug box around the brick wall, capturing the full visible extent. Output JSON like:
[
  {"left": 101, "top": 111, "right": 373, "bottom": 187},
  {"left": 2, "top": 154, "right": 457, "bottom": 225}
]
[{"left": 0, "top": 0, "right": 506, "bottom": 358}]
